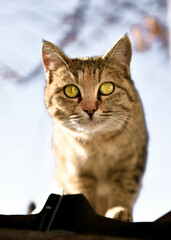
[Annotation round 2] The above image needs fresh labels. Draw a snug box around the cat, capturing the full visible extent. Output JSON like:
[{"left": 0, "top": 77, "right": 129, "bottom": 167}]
[{"left": 41, "top": 35, "right": 148, "bottom": 221}]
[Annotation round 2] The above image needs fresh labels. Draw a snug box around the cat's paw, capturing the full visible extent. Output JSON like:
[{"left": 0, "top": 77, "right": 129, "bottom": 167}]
[{"left": 105, "top": 206, "right": 132, "bottom": 222}]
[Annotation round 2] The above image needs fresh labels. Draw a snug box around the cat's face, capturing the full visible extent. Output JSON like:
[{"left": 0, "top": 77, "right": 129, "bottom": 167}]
[{"left": 42, "top": 36, "right": 135, "bottom": 134}]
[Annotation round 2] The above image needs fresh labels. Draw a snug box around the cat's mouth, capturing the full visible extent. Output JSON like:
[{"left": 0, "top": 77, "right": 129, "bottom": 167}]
[
  {"left": 68, "top": 111, "right": 125, "bottom": 134},
  {"left": 86, "top": 118, "right": 98, "bottom": 126},
  {"left": 68, "top": 112, "right": 127, "bottom": 134},
  {"left": 69, "top": 115, "right": 107, "bottom": 134}
]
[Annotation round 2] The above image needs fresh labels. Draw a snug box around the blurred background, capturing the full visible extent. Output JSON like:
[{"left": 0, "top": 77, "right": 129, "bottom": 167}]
[{"left": 0, "top": 0, "right": 170, "bottom": 221}]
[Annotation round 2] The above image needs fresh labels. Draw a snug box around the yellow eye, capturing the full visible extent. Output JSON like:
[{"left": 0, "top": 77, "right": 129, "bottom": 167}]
[
  {"left": 64, "top": 84, "right": 80, "bottom": 98},
  {"left": 99, "top": 82, "right": 115, "bottom": 96}
]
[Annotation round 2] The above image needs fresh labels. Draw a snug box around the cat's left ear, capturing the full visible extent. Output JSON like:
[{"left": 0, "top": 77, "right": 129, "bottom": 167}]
[
  {"left": 41, "top": 41, "right": 69, "bottom": 72},
  {"left": 103, "top": 35, "right": 132, "bottom": 68}
]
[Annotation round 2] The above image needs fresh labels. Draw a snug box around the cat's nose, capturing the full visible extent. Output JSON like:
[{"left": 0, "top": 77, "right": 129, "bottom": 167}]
[{"left": 83, "top": 107, "right": 97, "bottom": 118}]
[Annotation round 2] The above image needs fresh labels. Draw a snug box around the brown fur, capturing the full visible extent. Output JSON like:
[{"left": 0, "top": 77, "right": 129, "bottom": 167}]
[{"left": 41, "top": 36, "right": 148, "bottom": 221}]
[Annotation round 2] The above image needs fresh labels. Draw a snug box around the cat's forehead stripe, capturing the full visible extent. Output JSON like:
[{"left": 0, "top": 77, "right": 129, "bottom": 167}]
[{"left": 75, "top": 66, "right": 101, "bottom": 84}]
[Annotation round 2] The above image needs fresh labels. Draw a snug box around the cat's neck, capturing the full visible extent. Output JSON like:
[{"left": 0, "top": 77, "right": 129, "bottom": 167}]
[{"left": 53, "top": 119, "right": 121, "bottom": 145}]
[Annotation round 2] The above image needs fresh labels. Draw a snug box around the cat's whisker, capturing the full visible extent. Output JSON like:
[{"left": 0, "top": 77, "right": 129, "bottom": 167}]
[
  {"left": 107, "top": 116, "right": 137, "bottom": 155},
  {"left": 100, "top": 114, "right": 112, "bottom": 117},
  {"left": 69, "top": 113, "right": 79, "bottom": 117},
  {"left": 69, "top": 117, "right": 82, "bottom": 122},
  {"left": 114, "top": 117, "right": 137, "bottom": 155},
  {"left": 99, "top": 111, "right": 114, "bottom": 117},
  {"left": 103, "top": 111, "right": 114, "bottom": 113},
  {"left": 69, "top": 116, "right": 82, "bottom": 120},
  {"left": 69, "top": 113, "right": 82, "bottom": 120},
  {"left": 113, "top": 112, "right": 145, "bottom": 140},
  {"left": 120, "top": 116, "right": 145, "bottom": 139},
  {"left": 45, "top": 123, "right": 55, "bottom": 147}
]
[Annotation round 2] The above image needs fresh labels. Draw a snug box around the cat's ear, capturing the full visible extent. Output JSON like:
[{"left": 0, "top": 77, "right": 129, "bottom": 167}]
[
  {"left": 103, "top": 35, "right": 132, "bottom": 68},
  {"left": 41, "top": 41, "right": 69, "bottom": 71}
]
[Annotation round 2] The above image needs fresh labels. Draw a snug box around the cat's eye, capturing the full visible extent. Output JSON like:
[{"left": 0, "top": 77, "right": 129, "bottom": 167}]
[
  {"left": 99, "top": 82, "right": 115, "bottom": 96},
  {"left": 64, "top": 84, "right": 80, "bottom": 98}
]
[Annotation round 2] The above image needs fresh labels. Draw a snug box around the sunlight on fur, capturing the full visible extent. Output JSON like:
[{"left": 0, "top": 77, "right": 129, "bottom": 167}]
[{"left": 41, "top": 35, "right": 148, "bottom": 222}]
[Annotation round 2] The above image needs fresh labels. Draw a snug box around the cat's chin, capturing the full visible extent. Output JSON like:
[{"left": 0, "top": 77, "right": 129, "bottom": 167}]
[{"left": 73, "top": 119, "right": 106, "bottom": 134}]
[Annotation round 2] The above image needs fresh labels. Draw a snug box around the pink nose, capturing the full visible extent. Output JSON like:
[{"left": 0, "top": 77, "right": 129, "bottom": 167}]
[{"left": 83, "top": 106, "right": 97, "bottom": 118}]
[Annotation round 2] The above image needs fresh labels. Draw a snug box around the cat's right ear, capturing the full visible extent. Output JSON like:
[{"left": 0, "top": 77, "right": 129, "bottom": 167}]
[
  {"left": 41, "top": 41, "right": 69, "bottom": 72},
  {"left": 103, "top": 35, "right": 132, "bottom": 70}
]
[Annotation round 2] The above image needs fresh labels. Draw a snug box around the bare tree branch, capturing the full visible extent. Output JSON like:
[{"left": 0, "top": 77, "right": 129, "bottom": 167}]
[
  {"left": 17, "top": 0, "right": 90, "bottom": 84},
  {"left": 0, "top": 63, "right": 21, "bottom": 81}
]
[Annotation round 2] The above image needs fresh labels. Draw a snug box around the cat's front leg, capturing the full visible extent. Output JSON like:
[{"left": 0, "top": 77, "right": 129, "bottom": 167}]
[
  {"left": 105, "top": 170, "right": 141, "bottom": 221},
  {"left": 106, "top": 205, "right": 132, "bottom": 221},
  {"left": 66, "top": 175, "right": 97, "bottom": 210}
]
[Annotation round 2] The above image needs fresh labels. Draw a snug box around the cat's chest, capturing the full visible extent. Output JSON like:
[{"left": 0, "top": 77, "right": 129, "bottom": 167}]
[
  {"left": 54, "top": 131, "right": 135, "bottom": 180},
  {"left": 77, "top": 138, "right": 124, "bottom": 176}
]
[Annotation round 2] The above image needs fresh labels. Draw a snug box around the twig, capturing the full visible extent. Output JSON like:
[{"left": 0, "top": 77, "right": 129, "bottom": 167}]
[{"left": 17, "top": 0, "right": 90, "bottom": 84}]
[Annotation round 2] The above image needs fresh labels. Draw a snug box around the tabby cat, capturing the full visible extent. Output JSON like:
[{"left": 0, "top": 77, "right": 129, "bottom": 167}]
[{"left": 41, "top": 35, "right": 148, "bottom": 221}]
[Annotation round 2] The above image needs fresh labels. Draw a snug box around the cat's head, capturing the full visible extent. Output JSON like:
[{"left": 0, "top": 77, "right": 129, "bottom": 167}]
[{"left": 42, "top": 35, "right": 136, "bottom": 135}]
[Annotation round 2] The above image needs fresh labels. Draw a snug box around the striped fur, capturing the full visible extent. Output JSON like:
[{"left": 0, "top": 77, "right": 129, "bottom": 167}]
[{"left": 42, "top": 36, "right": 148, "bottom": 221}]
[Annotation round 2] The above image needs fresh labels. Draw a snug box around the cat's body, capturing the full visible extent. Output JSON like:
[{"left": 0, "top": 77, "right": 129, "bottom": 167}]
[{"left": 42, "top": 36, "right": 148, "bottom": 221}]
